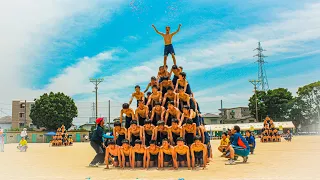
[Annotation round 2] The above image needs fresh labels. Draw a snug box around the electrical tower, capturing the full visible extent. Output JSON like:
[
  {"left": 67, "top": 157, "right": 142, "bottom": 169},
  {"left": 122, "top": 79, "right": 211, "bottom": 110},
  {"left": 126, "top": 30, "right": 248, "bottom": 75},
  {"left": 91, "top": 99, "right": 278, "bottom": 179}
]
[
  {"left": 254, "top": 42, "right": 269, "bottom": 91},
  {"left": 91, "top": 102, "right": 96, "bottom": 118}
]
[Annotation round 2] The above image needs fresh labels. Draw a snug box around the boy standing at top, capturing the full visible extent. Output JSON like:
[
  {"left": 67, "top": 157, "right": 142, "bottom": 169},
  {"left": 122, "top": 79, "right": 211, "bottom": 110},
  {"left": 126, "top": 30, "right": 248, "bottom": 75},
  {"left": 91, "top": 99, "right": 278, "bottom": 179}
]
[{"left": 152, "top": 24, "right": 181, "bottom": 67}]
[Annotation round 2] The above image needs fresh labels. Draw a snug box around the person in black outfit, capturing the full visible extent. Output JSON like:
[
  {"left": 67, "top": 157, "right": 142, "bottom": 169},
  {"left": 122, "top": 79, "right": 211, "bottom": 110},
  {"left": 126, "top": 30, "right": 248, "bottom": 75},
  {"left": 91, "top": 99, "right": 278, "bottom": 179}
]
[{"left": 89, "top": 117, "right": 106, "bottom": 167}]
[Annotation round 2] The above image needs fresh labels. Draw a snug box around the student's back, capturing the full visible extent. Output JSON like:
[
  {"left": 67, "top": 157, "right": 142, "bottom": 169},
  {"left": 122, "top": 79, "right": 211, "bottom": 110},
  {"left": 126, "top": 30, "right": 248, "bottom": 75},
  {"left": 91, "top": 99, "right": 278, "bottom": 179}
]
[
  {"left": 232, "top": 133, "right": 250, "bottom": 150},
  {"left": 90, "top": 125, "right": 104, "bottom": 144}
]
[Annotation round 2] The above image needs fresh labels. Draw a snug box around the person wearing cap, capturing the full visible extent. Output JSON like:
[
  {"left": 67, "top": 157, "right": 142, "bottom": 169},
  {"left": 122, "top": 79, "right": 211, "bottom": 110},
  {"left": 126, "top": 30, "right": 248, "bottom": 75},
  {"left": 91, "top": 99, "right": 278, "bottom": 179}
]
[
  {"left": 20, "top": 128, "right": 28, "bottom": 140},
  {"left": 113, "top": 121, "right": 127, "bottom": 146},
  {"left": 129, "top": 85, "right": 145, "bottom": 107},
  {"left": 150, "top": 101, "right": 166, "bottom": 126},
  {"left": 105, "top": 140, "right": 121, "bottom": 169},
  {"left": 17, "top": 136, "right": 28, "bottom": 152},
  {"left": 120, "top": 139, "right": 132, "bottom": 168},
  {"left": 165, "top": 101, "right": 181, "bottom": 126},
  {"left": 89, "top": 117, "right": 106, "bottom": 167},
  {"left": 120, "top": 103, "right": 136, "bottom": 129},
  {"left": 169, "top": 65, "right": 182, "bottom": 87},
  {"left": 132, "top": 139, "right": 146, "bottom": 169},
  {"left": 128, "top": 120, "right": 143, "bottom": 147},
  {"left": 144, "top": 76, "right": 159, "bottom": 93},
  {"left": 174, "top": 137, "right": 190, "bottom": 169}
]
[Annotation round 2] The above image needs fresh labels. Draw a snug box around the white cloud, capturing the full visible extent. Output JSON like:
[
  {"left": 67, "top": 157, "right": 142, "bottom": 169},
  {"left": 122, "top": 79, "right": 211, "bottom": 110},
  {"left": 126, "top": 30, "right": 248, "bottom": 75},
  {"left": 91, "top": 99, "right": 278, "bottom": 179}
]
[
  {"left": 124, "top": 35, "right": 140, "bottom": 41},
  {"left": 0, "top": 0, "right": 125, "bottom": 116}
]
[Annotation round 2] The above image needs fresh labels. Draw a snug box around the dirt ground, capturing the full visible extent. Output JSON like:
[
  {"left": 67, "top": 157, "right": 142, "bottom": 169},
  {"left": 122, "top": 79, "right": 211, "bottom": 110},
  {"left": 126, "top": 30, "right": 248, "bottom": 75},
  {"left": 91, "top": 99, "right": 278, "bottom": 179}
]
[{"left": 0, "top": 136, "right": 319, "bottom": 180}]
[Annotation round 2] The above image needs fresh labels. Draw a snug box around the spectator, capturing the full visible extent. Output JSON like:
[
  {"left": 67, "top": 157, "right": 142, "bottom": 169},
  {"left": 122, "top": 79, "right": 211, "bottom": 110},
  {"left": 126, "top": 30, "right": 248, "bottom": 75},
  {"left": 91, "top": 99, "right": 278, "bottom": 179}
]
[
  {"left": 218, "top": 132, "right": 229, "bottom": 157},
  {"left": 20, "top": 128, "right": 28, "bottom": 140},
  {"left": 225, "top": 125, "right": 250, "bottom": 165},
  {"left": 89, "top": 118, "right": 106, "bottom": 167},
  {"left": 245, "top": 130, "right": 255, "bottom": 154},
  {"left": 0, "top": 127, "right": 4, "bottom": 152},
  {"left": 17, "top": 137, "right": 28, "bottom": 152}
]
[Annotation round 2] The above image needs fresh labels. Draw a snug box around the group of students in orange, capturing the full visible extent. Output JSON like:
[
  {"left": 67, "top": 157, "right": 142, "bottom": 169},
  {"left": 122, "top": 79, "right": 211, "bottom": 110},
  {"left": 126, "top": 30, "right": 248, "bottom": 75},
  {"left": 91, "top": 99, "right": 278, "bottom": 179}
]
[
  {"left": 260, "top": 117, "right": 281, "bottom": 143},
  {"left": 50, "top": 125, "right": 73, "bottom": 146}
]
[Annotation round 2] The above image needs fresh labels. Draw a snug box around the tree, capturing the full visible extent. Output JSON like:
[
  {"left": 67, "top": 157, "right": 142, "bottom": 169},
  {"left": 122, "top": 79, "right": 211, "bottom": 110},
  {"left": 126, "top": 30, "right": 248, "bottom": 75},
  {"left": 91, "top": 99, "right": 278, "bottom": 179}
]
[
  {"left": 297, "top": 81, "right": 320, "bottom": 124},
  {"left": 248, "top": 91, "right": 267, "bottom": 122},
  {"left": 30, "top": 92, "right": 78, "bottom": 131},
  {"left": 287, "top": 97, "right": 306, "bottom": 128},
  {"left": 264, "top": 88, "right": 293, "bottom": 121}
]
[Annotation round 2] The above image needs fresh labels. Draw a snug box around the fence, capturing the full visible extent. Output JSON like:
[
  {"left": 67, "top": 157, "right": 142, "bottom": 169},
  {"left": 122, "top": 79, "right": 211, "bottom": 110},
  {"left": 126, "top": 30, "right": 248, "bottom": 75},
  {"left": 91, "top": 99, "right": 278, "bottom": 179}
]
[{"left": 2, "top": 131, "right": 90, "bottom": 144}]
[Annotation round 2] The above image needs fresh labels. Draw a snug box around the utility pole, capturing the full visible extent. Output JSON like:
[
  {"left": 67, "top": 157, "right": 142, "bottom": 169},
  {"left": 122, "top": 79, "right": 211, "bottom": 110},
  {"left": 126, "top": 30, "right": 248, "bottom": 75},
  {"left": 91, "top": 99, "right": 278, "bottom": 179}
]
[
  {"left": 108, "top": 100, "right": 111, "bottom": 132},
  {"left": 89, "top": 78, "right": 104, "bottom": 120},
  {"left": 249, "top": 80, "right": 261, "bottom": 122},
  {"left": 24, "top": 100, "right": 27, "bottom": 126},
  {"left": 254, "top": 42, "right": 269, "bottom": 91},
  {"left": 220, "top": 100, "right": 223, "bottom": 124}
]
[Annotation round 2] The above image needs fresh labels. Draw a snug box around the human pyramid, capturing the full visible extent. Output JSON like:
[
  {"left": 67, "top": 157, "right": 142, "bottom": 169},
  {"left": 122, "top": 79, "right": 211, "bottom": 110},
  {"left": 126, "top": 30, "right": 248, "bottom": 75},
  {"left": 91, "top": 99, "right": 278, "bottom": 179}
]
[
  {"left": 260, "top": 116, "right": 281, "bottom": 143},
  {"left": 96, "top": 24, "right": 214, "bottom": 170},
  {"left": 88, "top": 24, "right": 251, "bottom": 170},
  {"left": 50, "top": 125, "right": 73, "bottom": 146}
]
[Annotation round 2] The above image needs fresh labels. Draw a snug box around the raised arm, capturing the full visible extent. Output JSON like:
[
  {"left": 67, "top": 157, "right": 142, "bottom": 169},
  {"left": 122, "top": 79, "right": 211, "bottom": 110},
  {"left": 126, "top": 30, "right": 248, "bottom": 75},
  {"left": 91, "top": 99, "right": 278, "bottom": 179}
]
[
  {"left": 152, "top": 24, "right": 164, "bottom": 36},
  {"left": 144, "top": 83, "right": 150, "bottom": 93},
  {"left": 171, "top": 24, "right": 181, "bottom": 36},
  {"left": 119, "top": 110, "right": 123, "bottom": 124},
  {"left": 128, "top": 93, "right": 134, "bottom": 105}
]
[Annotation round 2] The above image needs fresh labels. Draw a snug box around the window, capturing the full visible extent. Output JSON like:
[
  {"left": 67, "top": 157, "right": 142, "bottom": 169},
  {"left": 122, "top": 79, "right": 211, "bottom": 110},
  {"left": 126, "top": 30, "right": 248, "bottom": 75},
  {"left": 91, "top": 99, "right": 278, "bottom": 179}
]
[
  {"left": 19, "top": 123, "right": 25, "bottom": 127},
  {"left": 19, "top": 113, "right": 24, "bottom": 118},
  {"left": 20, "top": 103, "right": 25, "bottom": 108}
]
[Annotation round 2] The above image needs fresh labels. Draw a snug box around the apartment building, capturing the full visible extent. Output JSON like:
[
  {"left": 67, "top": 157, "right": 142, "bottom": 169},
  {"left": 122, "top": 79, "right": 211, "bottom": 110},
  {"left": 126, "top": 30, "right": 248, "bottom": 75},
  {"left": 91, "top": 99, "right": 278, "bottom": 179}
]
[{"left": 12, "top": 100, "right": 35, "bottom": 128}]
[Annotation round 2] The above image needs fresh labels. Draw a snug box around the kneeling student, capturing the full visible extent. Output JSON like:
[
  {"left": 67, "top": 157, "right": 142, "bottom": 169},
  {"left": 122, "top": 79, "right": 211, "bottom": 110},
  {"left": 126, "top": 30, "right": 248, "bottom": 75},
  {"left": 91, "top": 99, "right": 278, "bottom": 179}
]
[
  {"left": 146, "top": 140, "right": 161, "bottom": 169},
  {"left": 174, "top": 137, "right": 190, "bottom": 169},
  {"left": 132, "top": 139, "right": 146, "bottom": 169},
  {"left": 105, "top": 140, "right": 121, "bottom": 169},
  {"left": 190, "top": 135, "right": 207, "bottom": 169},
  {"left": 225, "top": 125, "right": 250, "bottom": 165},
  {"left": 160, "top": 138, "right": 177, "bottom": 169},
  {"left": 120, "top": 139, "right": 132, "bottom": 168}
]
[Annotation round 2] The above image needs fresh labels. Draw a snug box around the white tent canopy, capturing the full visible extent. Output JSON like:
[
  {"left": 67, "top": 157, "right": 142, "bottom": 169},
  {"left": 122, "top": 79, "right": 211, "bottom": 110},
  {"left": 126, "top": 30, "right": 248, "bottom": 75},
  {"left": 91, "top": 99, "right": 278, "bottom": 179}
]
[{"left": 205, "top": 121, "right": 295, "bottom": 131}]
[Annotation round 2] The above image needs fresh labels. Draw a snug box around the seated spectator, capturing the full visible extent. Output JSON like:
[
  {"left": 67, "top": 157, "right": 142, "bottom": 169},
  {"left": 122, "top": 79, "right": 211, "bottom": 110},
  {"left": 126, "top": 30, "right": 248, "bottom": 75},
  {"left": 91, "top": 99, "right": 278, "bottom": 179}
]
[
  {"left": 17, "top": 137, "right": 28, "bottom": 152},
  {"left": 218, "top": 132, "right": 229, "bottom": 157},
  {"left": 284, "top": 130, "right": 292, "bottom": 142},
  {"left": 225, "top": 125, "right": 250, "bottom": 165},
  {"left": 245, "top": 130, "right": 255, "bottom": 154}
]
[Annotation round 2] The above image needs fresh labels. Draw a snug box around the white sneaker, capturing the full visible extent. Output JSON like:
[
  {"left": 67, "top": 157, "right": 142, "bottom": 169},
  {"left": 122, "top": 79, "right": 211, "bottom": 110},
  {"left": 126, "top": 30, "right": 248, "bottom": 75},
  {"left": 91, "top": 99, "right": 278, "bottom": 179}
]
[
  {"left": 225, "top": 159, "right": 236, "bottom": 165},
  {"left": 89, "top": 164, "right": 98, "bottom": 167}
]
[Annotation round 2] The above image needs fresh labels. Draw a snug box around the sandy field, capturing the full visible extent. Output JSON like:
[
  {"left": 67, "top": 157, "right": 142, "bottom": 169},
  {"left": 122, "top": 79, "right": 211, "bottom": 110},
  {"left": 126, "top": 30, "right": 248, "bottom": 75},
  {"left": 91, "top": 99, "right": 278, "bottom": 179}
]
[{"left": 0, "top": 136, "right": 319, "bottom": 180}]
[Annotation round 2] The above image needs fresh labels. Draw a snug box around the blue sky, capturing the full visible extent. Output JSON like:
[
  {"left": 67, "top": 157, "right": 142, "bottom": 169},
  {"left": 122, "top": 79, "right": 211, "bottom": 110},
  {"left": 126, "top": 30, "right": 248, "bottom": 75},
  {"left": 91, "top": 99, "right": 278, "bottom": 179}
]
[{"left": 0, "top": 0, "right": 320, "bottom": 125}]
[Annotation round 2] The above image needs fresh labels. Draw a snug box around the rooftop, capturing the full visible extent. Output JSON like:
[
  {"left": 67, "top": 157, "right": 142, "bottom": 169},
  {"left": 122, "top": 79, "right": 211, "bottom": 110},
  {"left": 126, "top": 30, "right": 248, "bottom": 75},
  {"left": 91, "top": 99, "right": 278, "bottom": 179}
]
[
  {"left": 0, "top": 116, "right": 12, "bottom": 124},
  {"left": 219, "top": 107, "right": 249, "bottom": 110},
  {"left": 202, "top": 113, "right": 221, "bottom": 118}
]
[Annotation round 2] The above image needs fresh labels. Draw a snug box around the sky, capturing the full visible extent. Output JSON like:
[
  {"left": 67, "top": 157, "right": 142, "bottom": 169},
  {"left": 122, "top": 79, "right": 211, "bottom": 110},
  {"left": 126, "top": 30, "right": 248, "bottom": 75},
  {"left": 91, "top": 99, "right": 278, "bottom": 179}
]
[{"left": 0, "top": 0, "right": 320, "bottom": 125}]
